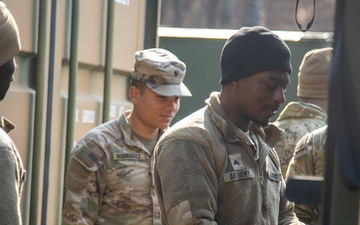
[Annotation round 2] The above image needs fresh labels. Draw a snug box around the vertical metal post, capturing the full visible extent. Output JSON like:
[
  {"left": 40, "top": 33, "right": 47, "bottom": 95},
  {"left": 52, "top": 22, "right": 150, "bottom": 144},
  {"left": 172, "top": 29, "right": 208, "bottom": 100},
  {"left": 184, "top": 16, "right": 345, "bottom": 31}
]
[
  {"left": 30, "top": 0, "right": 49, "bottom": 224},
  {"left": 64, "top": 0, "right": 80, "bottom": 176},
  {"left": 102, "top": 0, "right": 115, "bottom": 123},
  {"left": 41, "top": 0, "right": 57, "bottom": 223}
]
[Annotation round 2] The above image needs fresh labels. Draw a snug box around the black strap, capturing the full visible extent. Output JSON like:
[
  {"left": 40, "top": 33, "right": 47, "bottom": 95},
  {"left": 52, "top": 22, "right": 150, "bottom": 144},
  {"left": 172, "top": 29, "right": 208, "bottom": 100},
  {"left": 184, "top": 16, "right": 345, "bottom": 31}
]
[{"left": 295, "top": 0, "right": 316, "bottom": 32}]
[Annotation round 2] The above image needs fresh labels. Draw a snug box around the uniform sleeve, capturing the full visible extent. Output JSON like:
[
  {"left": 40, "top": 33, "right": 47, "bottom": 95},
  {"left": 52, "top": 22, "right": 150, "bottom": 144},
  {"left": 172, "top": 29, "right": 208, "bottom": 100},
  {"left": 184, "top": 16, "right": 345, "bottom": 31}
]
[
  {"left": 285, "top": 133, "right": 320, "bottom": 225},
  {"left": 286, "top": 133, "right": 315, "bottom": 178},
  {"left": 62, "top": 141, "right": 106, "bottom": 225},
  {"left": 278, "top": 176, "right": 306, "bottom": 225},
  {"left": 154, "top": 138, "right": 218, "bottom": 225},
  {"left": 0, "top": 147, "right": 22, "bottom": 225}
]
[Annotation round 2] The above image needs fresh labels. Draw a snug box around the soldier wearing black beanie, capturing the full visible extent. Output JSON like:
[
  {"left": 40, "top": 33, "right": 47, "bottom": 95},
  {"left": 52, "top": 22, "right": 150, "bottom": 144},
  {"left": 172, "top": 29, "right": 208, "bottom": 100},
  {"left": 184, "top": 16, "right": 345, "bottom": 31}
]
[
  {"left": 220, "top": 26, "right": 292, "bottom": 85},
  {"left": 153, "top": 26, "right": 303, "bottom": 225}
]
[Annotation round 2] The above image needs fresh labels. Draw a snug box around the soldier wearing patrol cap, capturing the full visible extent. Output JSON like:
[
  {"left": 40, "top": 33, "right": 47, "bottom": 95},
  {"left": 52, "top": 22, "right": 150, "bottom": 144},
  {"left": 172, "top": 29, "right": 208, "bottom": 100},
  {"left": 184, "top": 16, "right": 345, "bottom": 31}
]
[
  {"left": 62, "top": 48, "right": 191, "bottom": 225},
  {"left": 0, "top": 2, "right": 26, "bottom": 225},
  {"left": 273, "top": 47, "right": 332, "bottom": 176}
]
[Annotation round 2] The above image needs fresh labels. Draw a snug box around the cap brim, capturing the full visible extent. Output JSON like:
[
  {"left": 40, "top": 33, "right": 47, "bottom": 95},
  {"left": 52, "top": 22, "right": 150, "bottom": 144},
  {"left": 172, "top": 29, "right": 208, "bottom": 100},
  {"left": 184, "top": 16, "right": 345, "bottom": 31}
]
[{"left": 145, "top": 82, "right": 192, "bottom": 97}]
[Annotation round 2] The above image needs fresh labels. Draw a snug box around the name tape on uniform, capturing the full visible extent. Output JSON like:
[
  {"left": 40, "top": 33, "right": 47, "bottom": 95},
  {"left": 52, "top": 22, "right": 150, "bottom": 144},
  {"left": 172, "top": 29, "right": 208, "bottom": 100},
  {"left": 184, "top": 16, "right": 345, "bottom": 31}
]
[
  {"left": 113, "top": 152, "right": 145, "bottom": 160},
  {"left": 223, "top": 169, "right": 255, "bottom": 182}
]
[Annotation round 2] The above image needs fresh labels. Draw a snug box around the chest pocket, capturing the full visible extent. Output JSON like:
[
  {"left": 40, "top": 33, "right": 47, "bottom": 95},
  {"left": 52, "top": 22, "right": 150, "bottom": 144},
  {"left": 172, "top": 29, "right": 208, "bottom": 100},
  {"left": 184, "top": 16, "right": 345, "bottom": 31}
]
[
  {"left": 106, "top": 144, "right": 152, "bottom": 198},
  {"left": 108, "top": 144, "right": 150, "bottom": 175},
  {"left": 223, "top": 152, "right": 256, "bottom": 183}
]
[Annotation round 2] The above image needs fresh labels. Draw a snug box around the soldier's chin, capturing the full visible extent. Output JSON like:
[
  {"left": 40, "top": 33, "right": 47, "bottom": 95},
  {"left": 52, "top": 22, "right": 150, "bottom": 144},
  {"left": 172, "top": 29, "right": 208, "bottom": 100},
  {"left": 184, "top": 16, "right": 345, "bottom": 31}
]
[{"left": 253, "top": 119, "right": 269, "bottom": 128}]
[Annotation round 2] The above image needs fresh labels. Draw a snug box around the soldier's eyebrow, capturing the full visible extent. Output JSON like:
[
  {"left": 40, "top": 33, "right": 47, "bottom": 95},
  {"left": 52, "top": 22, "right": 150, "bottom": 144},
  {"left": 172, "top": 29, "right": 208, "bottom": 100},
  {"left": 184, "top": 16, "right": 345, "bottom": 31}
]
[{"left": 266, "top": 73, "right": 290, "bottom": 85}]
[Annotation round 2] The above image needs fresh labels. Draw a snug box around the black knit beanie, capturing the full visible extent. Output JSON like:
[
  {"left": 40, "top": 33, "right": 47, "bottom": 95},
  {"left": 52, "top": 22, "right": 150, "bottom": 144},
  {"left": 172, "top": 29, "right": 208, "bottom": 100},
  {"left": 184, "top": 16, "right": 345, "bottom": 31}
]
[{"left": 220, "top": 26, "right": 292, "bottom": 85}]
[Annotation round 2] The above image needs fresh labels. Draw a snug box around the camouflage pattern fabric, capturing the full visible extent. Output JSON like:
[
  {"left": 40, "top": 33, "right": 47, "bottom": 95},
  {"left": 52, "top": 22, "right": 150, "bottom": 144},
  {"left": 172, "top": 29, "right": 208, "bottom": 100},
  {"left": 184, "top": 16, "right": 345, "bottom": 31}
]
[
  {"left": 131, "top": 48, "right": 186, "bottom": 86},
  {"left": 62, "top": 111, "right": 161, "bottom": 225},
  {"left": 131, "top": 48, "right": 191, "bottom": 97},
  {"left": 272, "top": 101, "right": 327, "bottom": 176},
  {"left": 286, "top": 125, "right": 327, "bottom": 225}
]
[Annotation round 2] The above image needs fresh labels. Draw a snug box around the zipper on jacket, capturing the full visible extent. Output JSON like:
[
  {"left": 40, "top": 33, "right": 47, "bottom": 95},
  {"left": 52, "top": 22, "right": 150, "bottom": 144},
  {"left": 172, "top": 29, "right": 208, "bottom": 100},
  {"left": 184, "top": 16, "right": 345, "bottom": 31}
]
[
  {"left": 260, "top": 176, "right": 268, "bottom": 220},
  {"left": 260, "top": 159, "right": 270, "bottom": 221}
]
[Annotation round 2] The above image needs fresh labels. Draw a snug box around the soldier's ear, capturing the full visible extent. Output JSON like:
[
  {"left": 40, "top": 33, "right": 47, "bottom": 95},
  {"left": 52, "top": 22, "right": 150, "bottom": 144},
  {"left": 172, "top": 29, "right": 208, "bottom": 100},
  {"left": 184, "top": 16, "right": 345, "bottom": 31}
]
[
  {"left": 231, "top": 80, "right": 239, "bottom": 86},
  {"left": 129, "top": 86, "right": 140, "bottom": 103}
]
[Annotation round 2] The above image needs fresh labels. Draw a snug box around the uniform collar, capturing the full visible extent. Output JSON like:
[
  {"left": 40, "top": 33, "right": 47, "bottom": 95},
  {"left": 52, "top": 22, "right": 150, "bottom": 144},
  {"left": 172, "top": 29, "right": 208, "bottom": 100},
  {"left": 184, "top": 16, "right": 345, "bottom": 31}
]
[
  {"left": 276, "top": 101, "right": 327, "bottom": 122},
  {"left": 118, "top": 110, "right": 166, "bottom": 155},
  {"left": 206, "top": 92, "right": 283, "bottom": 147},
  {"left": 0, "top": 115, "right": 15, "bottom": 133}
]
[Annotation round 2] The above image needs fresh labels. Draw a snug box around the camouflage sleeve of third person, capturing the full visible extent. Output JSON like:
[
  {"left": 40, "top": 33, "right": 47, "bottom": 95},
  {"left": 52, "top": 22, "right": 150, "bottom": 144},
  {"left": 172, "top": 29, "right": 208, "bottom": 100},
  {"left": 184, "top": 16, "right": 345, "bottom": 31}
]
[{"left": 286, "top": 127, "right": 327, "bottom": 225}]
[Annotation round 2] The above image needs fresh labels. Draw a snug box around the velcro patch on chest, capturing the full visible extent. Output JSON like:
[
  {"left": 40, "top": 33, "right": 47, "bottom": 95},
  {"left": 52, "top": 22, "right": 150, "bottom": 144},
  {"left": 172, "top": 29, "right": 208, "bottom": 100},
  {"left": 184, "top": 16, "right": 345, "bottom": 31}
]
[
  {"left": 112, "top": 152, "right": 145, "bottom": 160},
  {"left": 268, "top": 171, "right": 282, "bottom": 182},
  {"left": 228, "top": 153, "right": 245, "bottom": 170},
  {"left": 223, "top": 169, "right": 255, "bottom": 182}
]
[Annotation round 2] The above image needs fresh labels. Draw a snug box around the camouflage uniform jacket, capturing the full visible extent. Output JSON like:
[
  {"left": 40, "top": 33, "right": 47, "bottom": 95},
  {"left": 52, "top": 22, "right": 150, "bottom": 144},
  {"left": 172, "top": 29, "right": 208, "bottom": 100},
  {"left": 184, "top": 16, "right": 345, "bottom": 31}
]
[
  {"left": 153, "top": 92, "right": 303, "bottom": 225},
  {"left": 286, "top": 125, "right": 327, "bottom": 225},
  {"left": 0, "top": 116, "right": 26, "bottom": 225},
  {"left": 62, "top": 111, "right": 162, "bottom": 225},
  {"left": 273, "top": 101, "right": 327, "bottom": 175}
]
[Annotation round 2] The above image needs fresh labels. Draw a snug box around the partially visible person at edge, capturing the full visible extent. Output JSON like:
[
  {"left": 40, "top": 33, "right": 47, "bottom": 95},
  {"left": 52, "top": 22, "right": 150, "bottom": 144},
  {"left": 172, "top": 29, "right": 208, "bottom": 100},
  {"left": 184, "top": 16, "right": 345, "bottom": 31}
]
[
  {"left": 273, "top": 47, "right": 332, "bottom": 176},
  {"left": 286, "top": 125, "right": 328, "bottom": 225},
  {"left": 153, "top": 26, "right": 304, "bottom": 225},
  {"left": 62, "top": 48, "right": 192, "bottom": 225},
  {"left": 0, "top": 2, "right": 26, "bottom": 225}
]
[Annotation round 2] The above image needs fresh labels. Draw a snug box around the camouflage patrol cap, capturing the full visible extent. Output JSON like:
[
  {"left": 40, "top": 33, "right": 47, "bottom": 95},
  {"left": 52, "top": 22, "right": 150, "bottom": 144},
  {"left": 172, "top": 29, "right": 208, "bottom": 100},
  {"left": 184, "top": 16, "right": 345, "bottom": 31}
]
[{"left": 131, "top": 48, "right": 191, "bottom": 97}]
